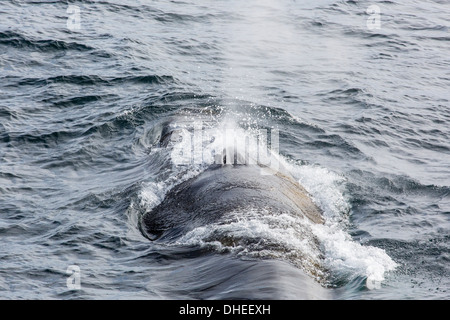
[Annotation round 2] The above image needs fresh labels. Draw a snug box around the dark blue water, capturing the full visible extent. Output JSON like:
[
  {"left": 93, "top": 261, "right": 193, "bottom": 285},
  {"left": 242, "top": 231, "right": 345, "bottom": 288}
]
[{"left": 0, "top": 0, "right": 449, "bottom": 299}]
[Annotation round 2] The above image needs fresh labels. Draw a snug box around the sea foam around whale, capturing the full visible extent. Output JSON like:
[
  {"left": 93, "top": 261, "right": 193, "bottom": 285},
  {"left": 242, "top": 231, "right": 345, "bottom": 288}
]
[{"left": 137, "top": 120, "right": 397, "bottom": 288}]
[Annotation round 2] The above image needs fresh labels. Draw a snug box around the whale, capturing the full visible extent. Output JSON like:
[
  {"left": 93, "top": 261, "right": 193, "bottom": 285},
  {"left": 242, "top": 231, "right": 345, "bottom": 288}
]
[
  {"left": 139, "top": 123, "right": 330, "bottom": 298},
  {"left": 141, "top": 155, "right": 324, "bottom": 241},
  {"left": 140, "top": 121, "right": 324, "bottom": 238}
]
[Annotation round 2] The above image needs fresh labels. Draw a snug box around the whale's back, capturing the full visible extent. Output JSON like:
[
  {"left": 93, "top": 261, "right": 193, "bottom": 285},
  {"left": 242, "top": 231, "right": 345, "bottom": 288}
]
[{"left": 141, "top": 162, "right": 323, "bottom": 241}]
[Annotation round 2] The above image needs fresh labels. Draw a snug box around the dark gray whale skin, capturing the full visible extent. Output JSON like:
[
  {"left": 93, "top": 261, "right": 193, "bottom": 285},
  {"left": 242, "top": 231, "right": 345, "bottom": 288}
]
[
  {"left": 140, "top": 127, "right": 331, "bottom": 299},
  {"left": 140, "top": 149, "right": 324, "bottom": 241}
]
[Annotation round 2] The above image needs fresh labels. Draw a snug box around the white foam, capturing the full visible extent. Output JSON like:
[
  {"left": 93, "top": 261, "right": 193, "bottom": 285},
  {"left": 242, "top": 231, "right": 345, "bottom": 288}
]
[
  {"left": 284, "top": 160, "right": 398, "bottom": 288},
  {"left": 137, "top": 117, "right": 398, "bottom": 289},
  {"left": 176, "top": 210, "right": 326, "bottom": 280},
  {"left": 311, "top": 223, "right": 398, "bottom": 289}
]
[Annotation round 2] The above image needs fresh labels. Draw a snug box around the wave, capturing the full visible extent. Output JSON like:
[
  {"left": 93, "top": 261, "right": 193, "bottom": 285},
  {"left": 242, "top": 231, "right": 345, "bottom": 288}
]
[
  {"left": 347, "top": 169, "right": 450, "bottom": 196},
  {"left": 0, "top": 30, "right": 94, "bottom": 52},
  {"left": 132, "top": 109, "right": 398, "bottom": 289},
  {"left": 9, "top": 74, "right": 176, "bottom": 87}
]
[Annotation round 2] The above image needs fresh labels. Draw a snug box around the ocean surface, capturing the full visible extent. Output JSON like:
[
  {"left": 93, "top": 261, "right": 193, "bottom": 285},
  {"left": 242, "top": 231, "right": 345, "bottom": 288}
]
[{"left": 0, "top": 0, "right": 449, "bottom": 299}]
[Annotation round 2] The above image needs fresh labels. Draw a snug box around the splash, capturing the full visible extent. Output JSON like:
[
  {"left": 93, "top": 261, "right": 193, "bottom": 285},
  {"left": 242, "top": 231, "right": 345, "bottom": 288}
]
[
  {"left": 137, "top": 114, "right": 398, "bottom": 289},
  {"left": 287, "top": 162, "right": 398, "bottom": 289}
]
